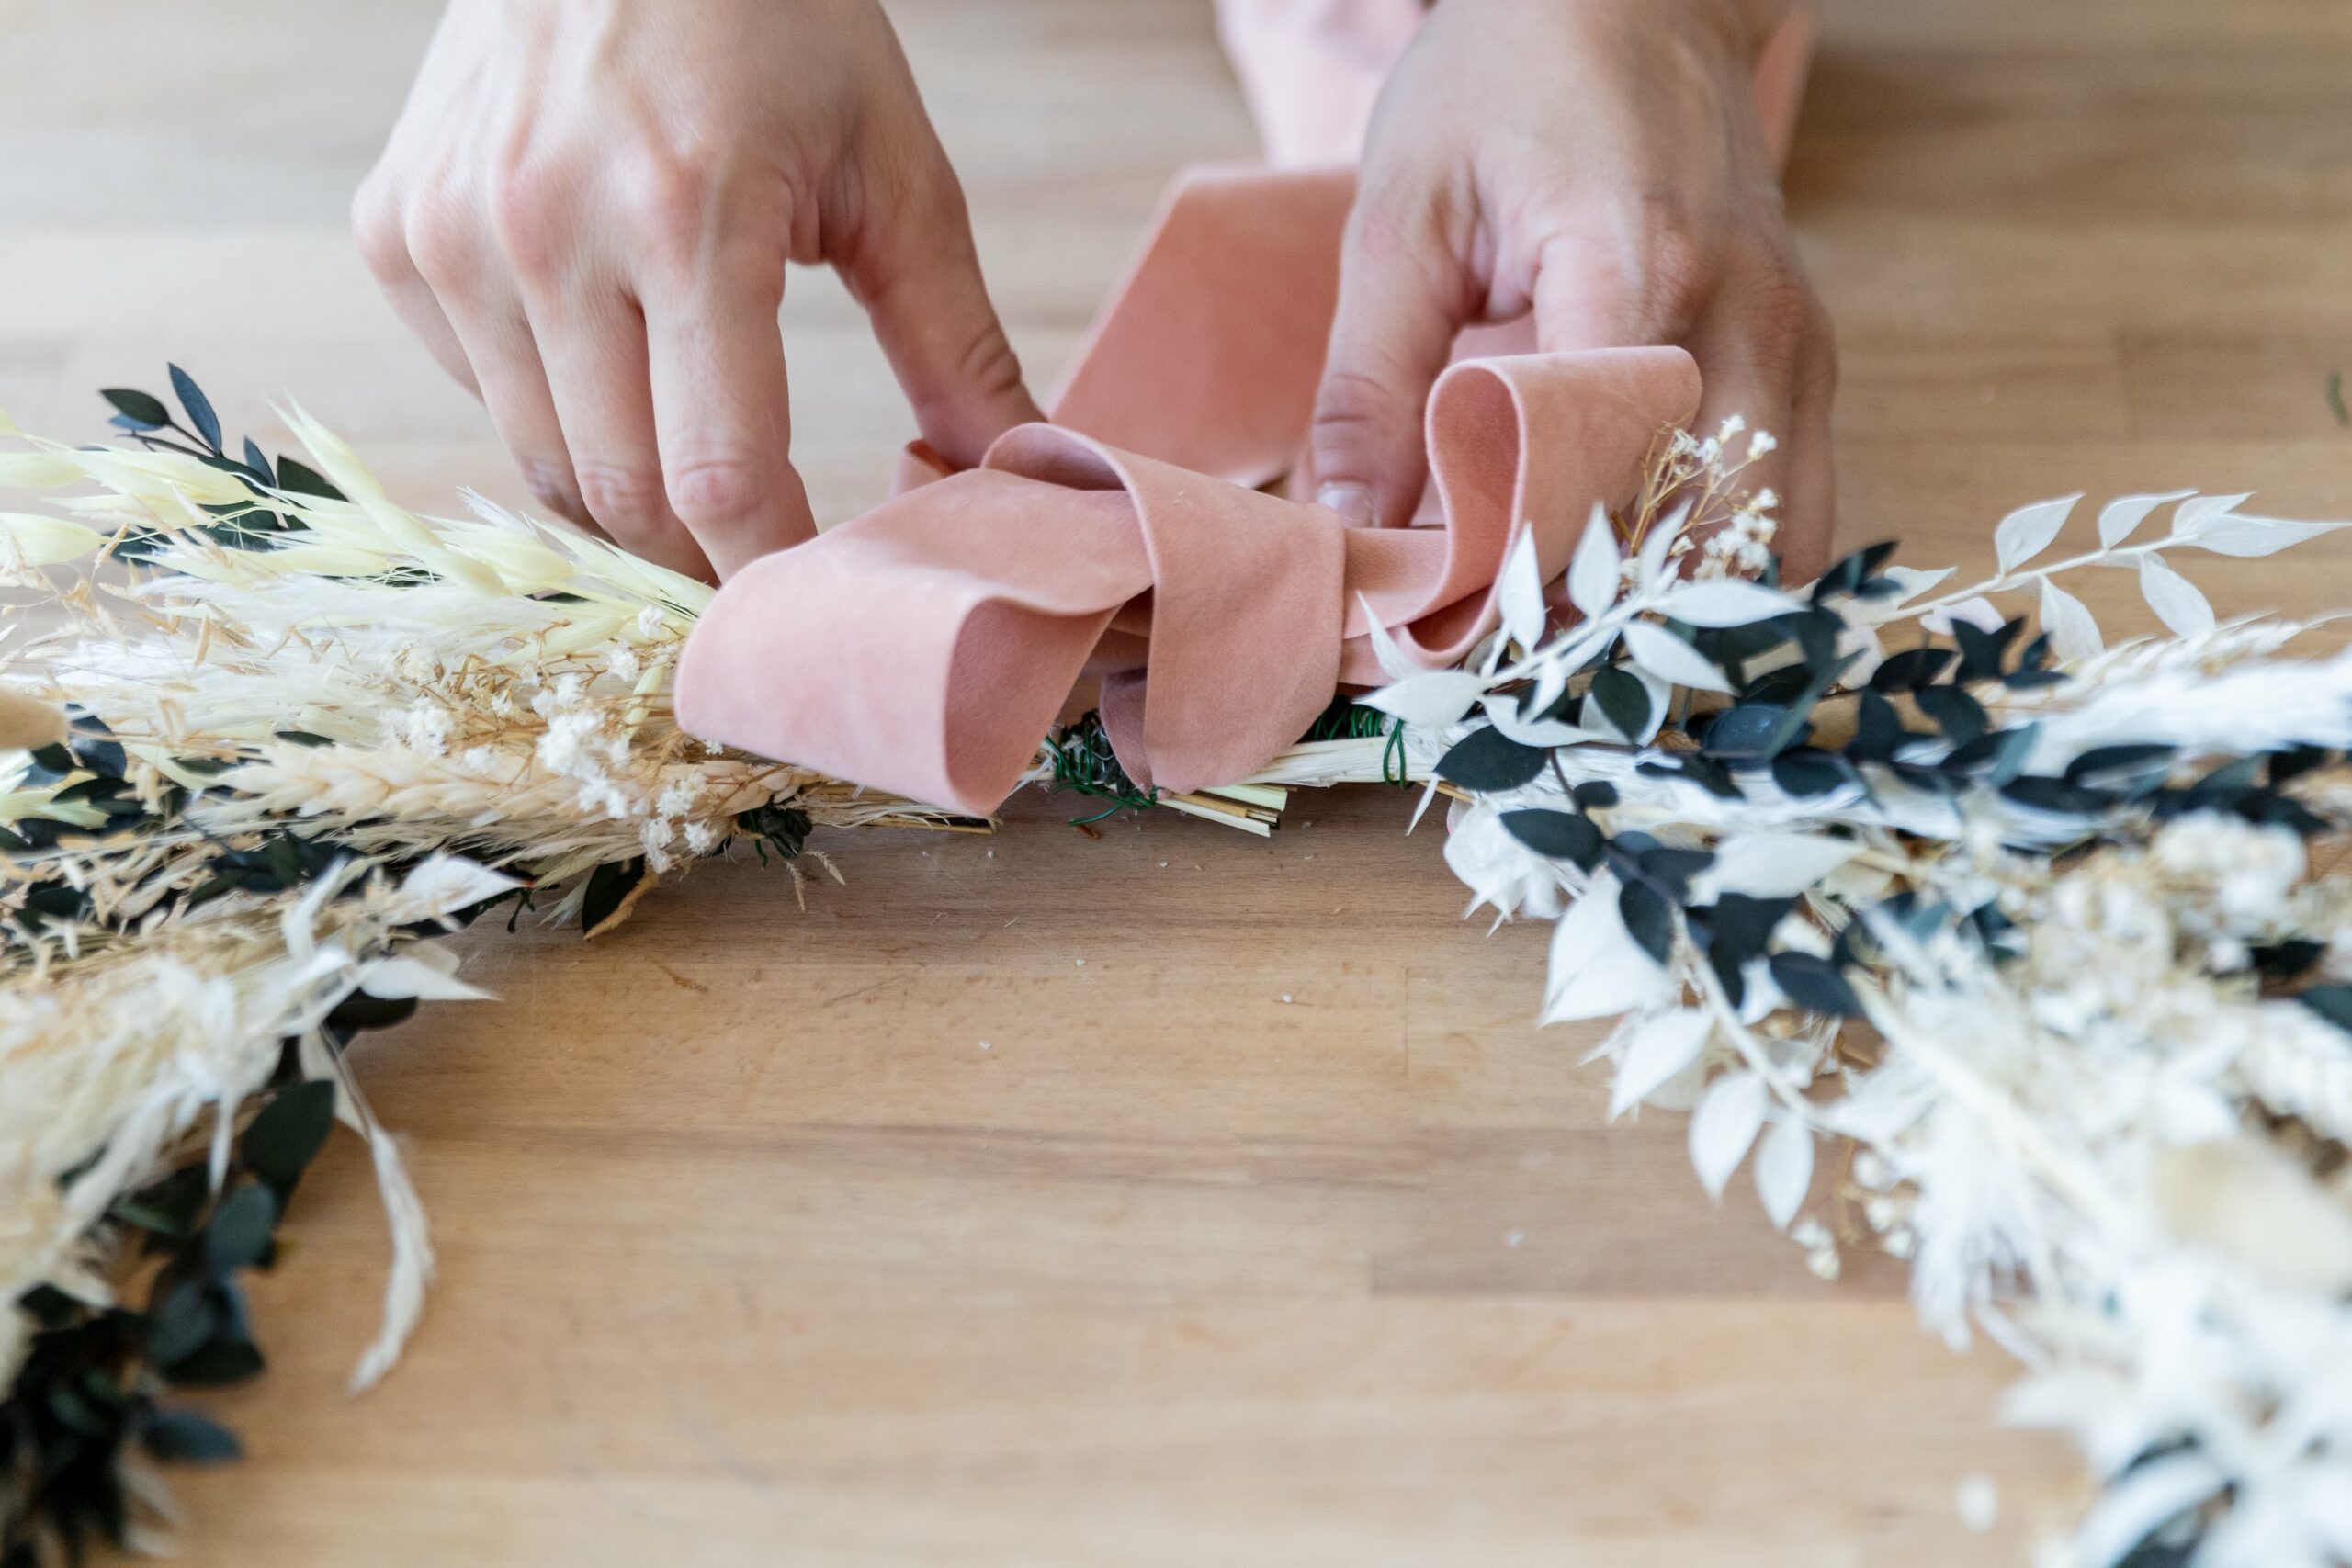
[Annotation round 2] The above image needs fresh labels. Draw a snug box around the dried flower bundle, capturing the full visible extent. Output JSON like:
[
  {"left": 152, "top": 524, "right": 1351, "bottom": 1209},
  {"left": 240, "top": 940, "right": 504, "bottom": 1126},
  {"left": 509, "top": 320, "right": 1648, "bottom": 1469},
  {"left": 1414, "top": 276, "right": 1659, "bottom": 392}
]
[
  {"left": 1335, "top": 429, "right": 2352, "bottom": 1568},
  {"left": 0, "top": 372, "right": 960, "bottom": 1562}
]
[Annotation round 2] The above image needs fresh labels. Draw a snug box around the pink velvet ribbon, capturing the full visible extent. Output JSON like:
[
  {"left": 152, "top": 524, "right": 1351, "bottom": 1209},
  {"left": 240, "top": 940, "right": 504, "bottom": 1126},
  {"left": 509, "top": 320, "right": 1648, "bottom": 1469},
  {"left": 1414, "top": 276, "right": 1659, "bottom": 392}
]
[{"left": 675, "top": 14, "right": 1812, "bottom": 818}]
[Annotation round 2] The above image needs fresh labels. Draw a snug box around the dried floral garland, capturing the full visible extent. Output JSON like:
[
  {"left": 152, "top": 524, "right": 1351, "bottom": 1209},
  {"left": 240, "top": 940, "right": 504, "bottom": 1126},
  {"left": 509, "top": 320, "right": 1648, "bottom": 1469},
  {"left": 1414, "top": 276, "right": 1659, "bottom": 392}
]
[{"left": 8, "top": 375, "right": 2352, "bottom": 1568}]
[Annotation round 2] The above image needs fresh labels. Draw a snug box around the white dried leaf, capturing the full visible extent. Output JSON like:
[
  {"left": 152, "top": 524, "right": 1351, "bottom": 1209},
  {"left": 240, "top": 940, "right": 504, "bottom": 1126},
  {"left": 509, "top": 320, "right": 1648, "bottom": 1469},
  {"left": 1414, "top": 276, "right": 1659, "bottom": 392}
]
[
  {"left": 393, "top": 855, "right": 523, "bottom": 919},
  {"left": 1364, "top": 670, "right": 1488, "bottom": 728},
  {"left": 2137, "top": 551, "right": 2214, "bottom": 637},
  {"left": 1919, "top": 596, "right": 2005, "bottom": 636},
  {"left": 1528, "top": 659, "right": 1569, "bottom": 718},
  {"left": 1650, "top": 579, "right": 1803, "bottom": 627},
  {"left": 1609, "top": 1010, "right": 1714, "bottom": 1117},
  {"left": 1498, "top": 525, "right": 1548, "bottom": 650},
  {"left": 2071, "top": 1451, "right": 2226, "bottom": 1568},
  {"left": 1566, "top": 503, "right": 1621, "bottom": 620},
  {"left": 359, "top": 954, "right": 494, "bottom": 1002},
  {"left": 2037, "top": 575, "right": 2103, "bottom": 662},
  {"left": 1481, "top": 694, "right": 1590, "bottom": 750},
  {"left": 1690, "top": 1070, "right": 1769, "bottom": 1200},
  {"left": 1993, "top": 493, "right": 2080, "bottom": 574},
  {"left": 1690, "top": 832, "right": 1861, "bottom": 901},
  {"left": 1358, "top": 592, "right": 1420, "bottom": 682},
  {"left": 2168, "top": 491, "right": 2254, "bottom": 539},
  {"left": 1755, "top": 1114, "right": 1815, "bottom": 1230},
  {"left": 2096, "top": 490, "right": 2195, "bottom": 548},
  {"left": 1635, "top": 501, "right": 1691, "bottom": 591},
  {"left": 1544, "top": 874, "right": 1670, "bottom": 1023},
  {"left": 1629, "top": 666, "right": 1672, "bottom": 745},
  {"left": 1877, "top": 564, "right": 1954, "bottom": 604},
  {"left": 1620, "top": 621, "right": 1733, "bottom": 696},
  {"left": 2184, "top": 513, "right": 2349, "bottom": 558}
]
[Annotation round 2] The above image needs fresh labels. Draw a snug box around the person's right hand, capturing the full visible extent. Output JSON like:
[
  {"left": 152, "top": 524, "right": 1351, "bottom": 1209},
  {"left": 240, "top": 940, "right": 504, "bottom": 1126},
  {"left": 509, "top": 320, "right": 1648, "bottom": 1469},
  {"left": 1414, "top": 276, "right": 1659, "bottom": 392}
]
[{"left": 355, "top": 0, "right": 1042, "bottom": 580}]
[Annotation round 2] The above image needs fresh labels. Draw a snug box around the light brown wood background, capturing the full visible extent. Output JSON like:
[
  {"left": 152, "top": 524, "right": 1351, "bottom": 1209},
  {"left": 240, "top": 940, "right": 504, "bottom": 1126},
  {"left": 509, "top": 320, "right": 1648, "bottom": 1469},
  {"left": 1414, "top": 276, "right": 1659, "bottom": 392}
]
[{"left": 7, "top": 0, "right": 2352, "bottom": 1562}]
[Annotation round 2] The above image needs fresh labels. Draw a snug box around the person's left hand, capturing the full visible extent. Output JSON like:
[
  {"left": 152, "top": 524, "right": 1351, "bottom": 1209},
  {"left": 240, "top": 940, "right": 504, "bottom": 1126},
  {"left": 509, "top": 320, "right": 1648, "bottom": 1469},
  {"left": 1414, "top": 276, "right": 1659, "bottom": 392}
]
[{"left": 1309, "top": 0, "right": 1836, "bottom": 578}]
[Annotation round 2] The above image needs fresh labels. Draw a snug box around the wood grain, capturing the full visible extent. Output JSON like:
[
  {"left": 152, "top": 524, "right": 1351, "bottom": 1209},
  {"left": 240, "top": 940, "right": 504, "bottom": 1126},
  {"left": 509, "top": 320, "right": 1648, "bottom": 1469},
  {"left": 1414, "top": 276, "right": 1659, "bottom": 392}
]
[{"left": 6, "top": 0, "right": 2350, "bottom": 1560}]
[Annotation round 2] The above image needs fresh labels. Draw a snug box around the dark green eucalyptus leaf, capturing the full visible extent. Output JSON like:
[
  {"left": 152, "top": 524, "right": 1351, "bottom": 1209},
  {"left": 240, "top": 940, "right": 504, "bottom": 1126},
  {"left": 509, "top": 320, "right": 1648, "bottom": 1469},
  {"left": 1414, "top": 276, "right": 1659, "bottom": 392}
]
[
  {"left": 1618, "top": 877, "right": 1675, "bottom": 964},
  {"left": 1701, "top": 703, "right": 1791, "bottom": 761},
  {"left": 141, "top": 1407, "right": 243, "bottom": 1464},
  {"left": 2251, "top": 940, "right": 2324, "bottom": 977},
  {"left": 1571, "top": 781, "right": 1618, "bottom": 811},
  {"left": 1780, "top": 607, "right": 1842, "bottom": 676},
  {"left": 2064, "top": 744, "right": 2176, "bottom": 795},
  {"left": 202, "top": 1183, "right": 279, "bottom": 1274},
  {"left": 1756, "top": 653, "right": 1856, "bottom": 759},
  {"left": 1769, "top": 952, "right": 1863, "bottom": 1017},
  {"left": 242, "top": 1080, "right": 337, "bottom": 1192},
  {"left": 1435, "top": 725, "right": 1549, "bottom": 794},
  {"left": 2190, "top": 754, "right": 2267, "bottom": 806},
  {"left": 168, "top": 364, "right": 222, "bottom": 452},
  {"left": 580, "top": 854, "right": 651, "bottom": 935},
  {"left": 1703, "top": 893, "right": 1792, "bottom": 967},
  {"left": 1500, "top": 808, "right": 1602, "bottom": 870},
  {"left": 1846, "top": 688, "right": 1907, "bottom": 764},
  {"left": 323, "top": 990, "right": 418, "bottom": 1033},
  {"left": 100, "top": 388, "right": 169, "bottom": 429},
  {"left": 1868, "top": 647, "right": 1956, "bottom": 693},
  {"left": 2301, "top": 985, "right": 2352, "bottom": 1033},
  {"left": 1740, "top": 664, "right": 1816, "bottom": 706},
  {"left": 1951, "top": 619, "right": 2001, "bottom": 680},
  {"left": 146, "top": 1279, "right": 220, "bottom": 1368},
  {"left": 2270, "top": 745, "right": 2333, "bottom": 787},
  {"left": 116, "top": 1166, "right": 209, "bottom": 1242},
  {"left": 1914, "top": 684, "right": 1988, "bottom": 748},
  {"left": 1637, "top": 755, "right": 1743, "bottom": 799},
  {"left": 1810, "top": 540, "right": 1899, "bottom": 604},
  {"left": 273, "top": 455, "right": 345, "bottom": 502},
  {"left": 1637, "top": 846, "right": 1714, "bottom": 898},
  {"left": 2242, "top": 791, "right": 2332, "bottom": 837},
  {"left": 1771, "top": 749, "right": 1855, "bottom": 797},
  {"left": 242, "top": 437, "right": 275, "bottom": 487},
  {"left": 1589, "top": 667, "right": 1652, "bottom": 741},
  {"left": 164, "top": 1335, "right": 266, "bottom": 1388},
  {"left": 1700, "top": 926, "right": 1746, "bottom": 1007},
  {"left": 2003, "top": 775, "right": 2113, "bottom": 815}
]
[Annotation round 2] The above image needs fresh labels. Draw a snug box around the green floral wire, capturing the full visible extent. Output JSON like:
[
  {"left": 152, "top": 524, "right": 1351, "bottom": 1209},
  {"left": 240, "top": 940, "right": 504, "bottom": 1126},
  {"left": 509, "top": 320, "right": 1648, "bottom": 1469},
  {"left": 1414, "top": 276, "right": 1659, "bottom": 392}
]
[{"left": 1044, "top": 700, "right": 1408, "bottom": 824}]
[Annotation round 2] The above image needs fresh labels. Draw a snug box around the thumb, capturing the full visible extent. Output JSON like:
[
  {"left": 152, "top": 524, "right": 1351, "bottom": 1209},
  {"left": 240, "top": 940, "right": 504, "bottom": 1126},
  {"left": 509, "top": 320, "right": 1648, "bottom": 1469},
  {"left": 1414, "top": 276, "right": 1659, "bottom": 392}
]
[
  {"left": 1310, "top": 205, "right": 1473, "bottom": 527},
  {"left": 846, "top": 143, "right": 1043, "bottom": 468}
]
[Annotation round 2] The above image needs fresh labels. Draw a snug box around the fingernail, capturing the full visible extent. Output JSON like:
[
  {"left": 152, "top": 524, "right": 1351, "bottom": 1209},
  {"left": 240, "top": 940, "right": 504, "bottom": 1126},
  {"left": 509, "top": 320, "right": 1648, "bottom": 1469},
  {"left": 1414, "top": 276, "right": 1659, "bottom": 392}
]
[{"left": 1317, "top": 480, "right": 1375, "bottom": 525}]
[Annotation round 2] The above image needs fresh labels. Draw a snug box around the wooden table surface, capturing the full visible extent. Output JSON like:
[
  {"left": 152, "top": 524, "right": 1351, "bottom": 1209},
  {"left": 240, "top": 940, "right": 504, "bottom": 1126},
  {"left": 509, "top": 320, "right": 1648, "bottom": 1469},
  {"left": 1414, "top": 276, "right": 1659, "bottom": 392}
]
[{"left": 8, "top": 0, "right": 2352, "bottom": 1562}]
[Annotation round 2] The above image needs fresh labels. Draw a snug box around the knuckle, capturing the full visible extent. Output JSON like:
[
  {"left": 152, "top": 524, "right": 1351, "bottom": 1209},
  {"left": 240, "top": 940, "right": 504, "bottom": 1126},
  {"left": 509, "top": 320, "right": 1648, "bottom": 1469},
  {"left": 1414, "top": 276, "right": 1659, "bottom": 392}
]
[
  {"left": 665, "top": 456, "right": 762, "bottom": 529},
  {"left": 350, "top": 177, "right": 410, "bottom": 279},
  {"left": 946, "top": 320, "right": 1025, "bottom": 407},
  {"left": 1634, "top": 215, "right": 1713, "bottom": 338},
  {"left": 621, "top": 156, "right": 714, "bottom": 271},
  {"left": 489, "top": 164, "right": 569, "bottom": 283},
  {"left": 573, "top": 459, "right": 670, "bottom": 535},
  {"left": 1741, "top": 255, "right": 1830, "bottom": 382},
  {"left": 1312, "top": 367, "right": 1394, "bottom": 432},
  {"left": 401, "top": 195, "right": 481, "bottom": 290}
]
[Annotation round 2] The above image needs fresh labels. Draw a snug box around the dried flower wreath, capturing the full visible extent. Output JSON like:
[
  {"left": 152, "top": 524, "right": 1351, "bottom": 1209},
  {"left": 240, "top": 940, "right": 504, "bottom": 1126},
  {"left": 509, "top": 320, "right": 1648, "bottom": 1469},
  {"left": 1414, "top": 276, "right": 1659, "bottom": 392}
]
[{"left": 6, "top": 369, "right": 2352, "bottom": 1568}]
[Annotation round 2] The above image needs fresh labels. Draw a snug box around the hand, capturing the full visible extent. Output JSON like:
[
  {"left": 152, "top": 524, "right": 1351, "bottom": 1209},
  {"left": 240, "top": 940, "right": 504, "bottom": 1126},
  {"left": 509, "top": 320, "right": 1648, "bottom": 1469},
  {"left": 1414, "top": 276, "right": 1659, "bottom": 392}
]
[
  {"left": 355, "top": 0, "right": 1042, "bottom": 579},
  {"left": 1310, "top": 0, "right": 1836, "bottom": 577}
]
